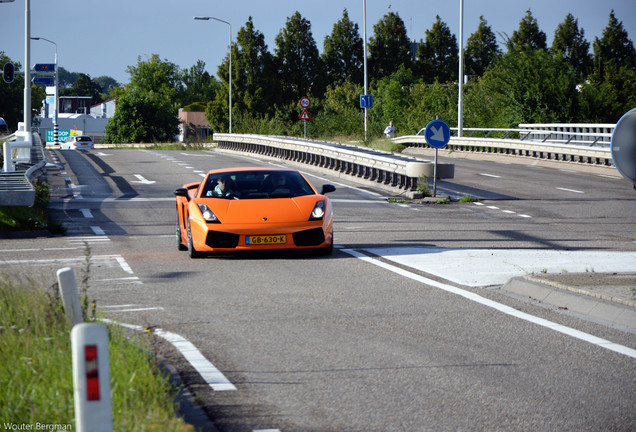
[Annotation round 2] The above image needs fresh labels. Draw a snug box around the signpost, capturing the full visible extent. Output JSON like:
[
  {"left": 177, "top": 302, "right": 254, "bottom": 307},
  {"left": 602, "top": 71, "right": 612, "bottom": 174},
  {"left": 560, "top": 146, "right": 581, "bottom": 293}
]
[
  {"left": 32, "top": 76, "right": 54, "bottom": 86},
  {"left": 611, "top": 108, "right": 636, "bottom": 188},
  {"left": 299, "top": 97, "right": 311, "bottom": 138},
  {"left": 34, "top": 63, "right": 55, "bottom": 72},
  {"left": 360, "top": 94, "right": 373, "bottom": 109},
  {"left": 424, "top": 119, "right": 451, "bottom": 196}
]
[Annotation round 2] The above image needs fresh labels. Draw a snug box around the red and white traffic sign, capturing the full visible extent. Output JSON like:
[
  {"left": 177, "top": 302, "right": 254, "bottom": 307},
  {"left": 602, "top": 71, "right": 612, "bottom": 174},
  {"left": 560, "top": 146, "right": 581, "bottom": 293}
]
[
  {"left": 300, "top": 109, "right": 311, "bottom": 121},
  {"left": 299, "top": 96, "right": 311, "bottom": 108}
]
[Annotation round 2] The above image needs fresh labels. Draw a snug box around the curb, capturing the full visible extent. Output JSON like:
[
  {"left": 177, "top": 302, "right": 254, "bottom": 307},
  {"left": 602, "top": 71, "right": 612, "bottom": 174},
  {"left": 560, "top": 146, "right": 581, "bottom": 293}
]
[{"left": 502, "top": 277, "right": 636, "bottom": 333}]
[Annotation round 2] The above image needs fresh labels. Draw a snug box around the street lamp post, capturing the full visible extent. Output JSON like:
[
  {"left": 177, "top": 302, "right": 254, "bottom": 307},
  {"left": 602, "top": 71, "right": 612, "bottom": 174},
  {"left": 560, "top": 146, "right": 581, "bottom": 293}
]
[
  {"left": 31, "top": 36, "right": 58, "bottom": 145},
  {"left": 362, "top": 0, "right": 369, "bottom": 142},
  {"left": 194, "top": 16, "right": 232, "bottom": 134},
  {"left": 0, "top": 0, "right": 31, "bottom": 140}
]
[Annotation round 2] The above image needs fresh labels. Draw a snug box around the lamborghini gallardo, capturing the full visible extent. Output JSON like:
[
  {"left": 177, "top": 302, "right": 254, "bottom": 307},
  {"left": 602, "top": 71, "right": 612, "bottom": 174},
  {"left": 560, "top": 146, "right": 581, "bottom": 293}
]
[{"left": 175, "top": 167, "right": 336, "bottom": 258}]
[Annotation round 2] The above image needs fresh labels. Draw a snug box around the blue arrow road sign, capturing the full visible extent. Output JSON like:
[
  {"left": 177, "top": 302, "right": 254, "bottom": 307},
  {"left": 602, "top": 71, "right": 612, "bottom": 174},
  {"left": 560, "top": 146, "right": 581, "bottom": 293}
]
[
  {"left": 424, "top": 119, "right": 451, "bottom": 149},
  {"left": 360, "top": 94, "right": 373, "bottom": 108},
  {"left": 33, "top": 76, "right": 55, "bottom": 86}
]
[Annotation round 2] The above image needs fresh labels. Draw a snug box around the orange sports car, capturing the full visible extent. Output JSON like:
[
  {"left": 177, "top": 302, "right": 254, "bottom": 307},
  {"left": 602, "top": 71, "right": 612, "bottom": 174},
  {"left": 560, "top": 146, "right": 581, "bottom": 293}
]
[{"left": 175, "top": 167, "right": 336, "bottom": 258}]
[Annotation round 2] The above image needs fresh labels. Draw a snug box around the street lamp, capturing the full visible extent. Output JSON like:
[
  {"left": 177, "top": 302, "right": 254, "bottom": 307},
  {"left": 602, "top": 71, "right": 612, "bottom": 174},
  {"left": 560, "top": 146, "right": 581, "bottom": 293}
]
[
  {"left": 31, "top": 36, "right": 59, "bottom": 145},
  {"left": 194, "top": 16, "right": 232, "bottom": 134},
  {"left": 0, "top": 0, "right": 31, "bottom": 138},
  {"left": 362, "top": 0, "right": 369, "bottom": 142}
]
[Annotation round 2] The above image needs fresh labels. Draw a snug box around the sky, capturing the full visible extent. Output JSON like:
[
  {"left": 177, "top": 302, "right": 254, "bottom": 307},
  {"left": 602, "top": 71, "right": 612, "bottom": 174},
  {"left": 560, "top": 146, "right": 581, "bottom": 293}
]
[{"left": 1, "top": 0, "right": 635, "bottom": 86}]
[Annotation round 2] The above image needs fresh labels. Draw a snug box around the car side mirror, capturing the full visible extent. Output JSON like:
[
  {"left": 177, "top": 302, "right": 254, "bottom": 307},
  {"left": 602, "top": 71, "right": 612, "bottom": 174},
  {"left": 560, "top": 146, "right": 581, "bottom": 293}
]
[
  {"left": 321, "top": 184, "right": 336, "bottom": 194},
  {"left": 174, "top": 188, "right": 190, "bottom": 201}
]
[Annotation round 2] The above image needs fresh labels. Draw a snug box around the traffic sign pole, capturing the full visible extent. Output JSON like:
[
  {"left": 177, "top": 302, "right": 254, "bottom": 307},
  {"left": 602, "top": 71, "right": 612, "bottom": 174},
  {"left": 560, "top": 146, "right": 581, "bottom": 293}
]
[{"left": 424, "top": 119, "right": 451, "bottom": 197}]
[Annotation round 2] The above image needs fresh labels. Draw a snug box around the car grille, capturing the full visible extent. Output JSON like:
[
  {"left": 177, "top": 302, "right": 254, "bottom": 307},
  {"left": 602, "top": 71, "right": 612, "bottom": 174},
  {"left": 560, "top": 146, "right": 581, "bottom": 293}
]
[
  {"left": 293, "top": 228, "right": 325, "bottom": 246},
  {"left": 206, "top": 231, "right": 240, "bottom": 248}
]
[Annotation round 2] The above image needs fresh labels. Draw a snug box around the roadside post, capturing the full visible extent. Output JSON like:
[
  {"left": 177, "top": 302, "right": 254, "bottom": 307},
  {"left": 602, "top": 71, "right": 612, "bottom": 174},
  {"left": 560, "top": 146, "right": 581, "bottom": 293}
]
[
  {"left": 424, "top": 118, "right": 451, "bottom": 196},
  {"left": 71, "top": 323, "right": 113, "bottom": 432},
  {"left": 299, "top": 96, "right": 311, "bottom": 139},
  {"left": 610, "top": 108, "right": 636, "bottom": 189},
  {"left": 56, "top": 267, "right": 83, "bottom": 327}
]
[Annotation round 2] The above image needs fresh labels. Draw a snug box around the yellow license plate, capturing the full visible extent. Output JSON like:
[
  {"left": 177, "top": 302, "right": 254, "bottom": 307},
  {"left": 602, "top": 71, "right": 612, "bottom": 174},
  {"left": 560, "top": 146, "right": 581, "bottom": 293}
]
[{"left": 246, "top": 235, "right": 287, "bottom": 245}]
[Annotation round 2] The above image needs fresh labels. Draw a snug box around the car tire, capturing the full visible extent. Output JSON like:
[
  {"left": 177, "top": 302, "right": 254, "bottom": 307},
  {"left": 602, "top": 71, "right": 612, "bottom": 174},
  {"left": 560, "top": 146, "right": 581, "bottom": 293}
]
[
  {"left": 176, "top": 214, "right": 187, "bottom": 251},
  {"left": 187, "top": 222, "right": 204, "bottom": 258}
]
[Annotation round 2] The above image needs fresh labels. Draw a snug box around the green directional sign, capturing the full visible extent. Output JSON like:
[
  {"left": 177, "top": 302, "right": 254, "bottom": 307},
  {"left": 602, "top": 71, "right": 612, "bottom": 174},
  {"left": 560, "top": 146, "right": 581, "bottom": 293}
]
[{"left": 46, "top": 129, "right": 71, "bottom": 143}]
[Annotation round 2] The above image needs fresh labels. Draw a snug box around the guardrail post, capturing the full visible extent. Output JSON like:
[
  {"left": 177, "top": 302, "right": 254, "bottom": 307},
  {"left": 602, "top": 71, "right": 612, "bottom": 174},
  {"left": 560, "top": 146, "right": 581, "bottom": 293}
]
[
  {"left": 71, "top": 323, "right": 113, "bottom": 432},
  {"left": 2, "top": 142, "right": 12, "bottom": 172},
  {"left": 56, "top": 267, "right": 84, "bottom": 327}
]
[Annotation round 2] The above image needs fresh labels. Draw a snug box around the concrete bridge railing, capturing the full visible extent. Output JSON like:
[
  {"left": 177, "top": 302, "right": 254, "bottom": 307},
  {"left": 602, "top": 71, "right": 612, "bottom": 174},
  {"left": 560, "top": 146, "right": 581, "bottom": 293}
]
[{"left": 213, "top": 133, "right": 454, "bottom": 198}]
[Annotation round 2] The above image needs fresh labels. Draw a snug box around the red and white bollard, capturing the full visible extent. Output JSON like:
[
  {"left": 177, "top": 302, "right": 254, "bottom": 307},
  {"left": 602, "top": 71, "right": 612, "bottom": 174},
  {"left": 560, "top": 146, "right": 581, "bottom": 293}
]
[{"left": 71, "top": 323, "right": 113, "bottom": 432}]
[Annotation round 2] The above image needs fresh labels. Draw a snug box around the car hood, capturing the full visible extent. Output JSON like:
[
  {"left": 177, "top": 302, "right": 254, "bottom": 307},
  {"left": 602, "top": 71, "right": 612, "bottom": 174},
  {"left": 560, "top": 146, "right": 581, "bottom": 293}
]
[{"left": 199, "top": 195, "right": 322, "bottom": 224}]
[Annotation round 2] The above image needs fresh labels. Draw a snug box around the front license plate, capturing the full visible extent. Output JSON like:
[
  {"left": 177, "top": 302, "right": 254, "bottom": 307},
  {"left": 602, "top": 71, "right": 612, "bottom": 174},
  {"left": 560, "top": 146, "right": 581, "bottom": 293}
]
[{"left": 246, "top": 235, "right": 287, "bottom": 245}]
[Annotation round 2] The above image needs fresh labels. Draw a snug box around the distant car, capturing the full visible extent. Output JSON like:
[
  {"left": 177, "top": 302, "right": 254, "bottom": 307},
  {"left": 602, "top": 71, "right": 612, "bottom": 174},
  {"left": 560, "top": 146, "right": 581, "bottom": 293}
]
[
  {"left": 175, "top": 167, "right": 336, "bottom": 258},
  {"left": 0, "top": 117, "right": 8, "bottom": 135},
  {"left": 61, "top": 135, "right": 94, "bottom": 150}
]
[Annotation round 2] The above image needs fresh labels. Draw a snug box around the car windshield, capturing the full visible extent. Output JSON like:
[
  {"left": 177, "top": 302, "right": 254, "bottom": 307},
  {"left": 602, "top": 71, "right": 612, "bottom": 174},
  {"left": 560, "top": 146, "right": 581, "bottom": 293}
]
[
  {"left": 200, "top": 170, "right": 315, "bottom": 199},
  {"left": 76, "top": 136, "right": 91, "bottom": 142}
]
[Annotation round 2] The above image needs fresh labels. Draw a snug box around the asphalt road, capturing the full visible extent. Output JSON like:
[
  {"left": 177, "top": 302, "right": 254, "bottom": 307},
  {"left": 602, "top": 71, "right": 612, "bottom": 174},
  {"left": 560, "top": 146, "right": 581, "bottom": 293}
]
[{"left": 2, "top": 147, "right": 635, "bottom": 431}]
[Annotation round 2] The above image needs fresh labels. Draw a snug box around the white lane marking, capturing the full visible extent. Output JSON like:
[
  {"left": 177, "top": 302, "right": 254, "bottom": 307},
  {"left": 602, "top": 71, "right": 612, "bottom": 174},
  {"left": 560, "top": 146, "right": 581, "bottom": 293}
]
[
  {"left": 479, "top": 173, "right": 501, "bottom": 178},
  {"left": 556, "top": 187, "right": 584, "bottom": 194},
  {"left": 474, "top": 202, "right": 531, "bottom": 218},
  {"left": 0, "top": 247, "right": 77, "bottom": 253},
  {"left": 132, "top": 174, "right": 156, "bottom": 185},
  {"left": 68, "top": 236, "right": 110, "bottom": 243},
  {"left": 342, "top": 248, "right": 636, "bottom": 359},
  {"left": 106, "top": 307, "right": 164, "bottom": 313},
  {"left": 80, "top": 208, "right": 93, "bottom": 218},
  {"left": 116, "top": 256, "right": 134, "bottom": 274},
  {"left": 102, "top": 320, "right": 237, "bottom": 391},
  {"left": 91, "top": 226, "right": 106, "bottom": 236}
]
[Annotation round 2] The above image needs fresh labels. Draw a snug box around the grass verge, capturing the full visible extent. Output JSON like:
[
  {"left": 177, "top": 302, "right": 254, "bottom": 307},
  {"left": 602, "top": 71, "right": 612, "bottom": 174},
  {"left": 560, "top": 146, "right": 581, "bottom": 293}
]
[
  {"left": 0, "top": 274, "right": 195, "bottom": 431},
  {"left": 0, "top": 181, "right": 64, "bottom": 233}
]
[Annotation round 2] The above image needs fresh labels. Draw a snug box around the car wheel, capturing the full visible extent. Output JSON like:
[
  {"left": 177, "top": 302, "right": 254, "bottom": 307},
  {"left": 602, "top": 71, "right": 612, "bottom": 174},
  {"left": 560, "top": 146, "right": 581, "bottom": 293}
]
[
  {"left": 176, "top": 214, "right": 187, "bottom": 251},
  {"left": 187, "top": 222, "right": 204, "bottom": 258}
]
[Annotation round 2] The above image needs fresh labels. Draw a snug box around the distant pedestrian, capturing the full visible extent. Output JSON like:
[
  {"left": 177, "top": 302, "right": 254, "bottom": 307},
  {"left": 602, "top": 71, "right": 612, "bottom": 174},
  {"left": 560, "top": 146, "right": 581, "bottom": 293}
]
[{"left": 384, "top": 121, "right": 395, "bottom": 138}]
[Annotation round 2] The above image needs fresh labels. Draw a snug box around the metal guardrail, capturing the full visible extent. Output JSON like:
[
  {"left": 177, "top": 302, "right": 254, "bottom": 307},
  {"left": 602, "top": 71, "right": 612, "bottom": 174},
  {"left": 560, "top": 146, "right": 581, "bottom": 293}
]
[
  {"left": 399, "top": 131, "right": 614, "bottom": 167},
  {"left": 0, "top": 132, "right": 47, "bottom": 206},
  {"left": 213, "top": 133, "right": 454, "bottom": 197},
  {"left": 415, "top": 124, "right": 614, "bottom": 148}
]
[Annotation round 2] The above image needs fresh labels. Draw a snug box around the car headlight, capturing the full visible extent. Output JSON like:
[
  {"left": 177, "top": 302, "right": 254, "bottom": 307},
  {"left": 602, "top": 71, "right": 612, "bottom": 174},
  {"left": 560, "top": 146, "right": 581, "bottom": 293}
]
[
  {"left": 309, "top": 200, "right": 326, "bottom": 220},
  {"left": 197, "top": 204, "right": 220, "bottom": 223}
]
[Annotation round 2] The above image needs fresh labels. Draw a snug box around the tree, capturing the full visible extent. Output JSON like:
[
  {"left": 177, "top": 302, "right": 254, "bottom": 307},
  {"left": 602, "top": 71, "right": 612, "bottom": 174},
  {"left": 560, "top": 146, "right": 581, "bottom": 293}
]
[
  {"left": 465, "top": 50, "right": 577, "bottom": 127},
  {"left": 506, "top": 9, "right": 547, "bottom": 52},
  {"left": 464, "top": 16, "right": 500, "bottom": 77},
  {"left": 368, "top": 11, "right": 412, "bottom": 79},
  {"left": 93, "top": 76, "right": 120, "bottom": 95},
  {"left": 182, "top": 60, "right": 219, "bottom": 106},
  {"left": 126, "top": 54, "right": 185, "bottom": 102},
  {"left": 62, "top": 73, "right": 103, "bottom": 104},
  {"left": 233, "top": 17, "right": 277, "bottom": 113},
  {"left": 592, "top": 10, "right": 635, "bottom": 79},
  {"left": 103, "top": 88, "right": 179, "bottom": 143},
  {"left": 552, "top": 14, "right": 591, "bottom": 81},
  {"left": 0, "top": 52, "right": 44, "bottom": 130},
  {"left": 415, "top": 15, "right": 458, "bottom": 83},
  {"left": 322, "top": 9, "right": 364, "bottom": 85},
  {"left": 57, "top": 67, "right": 78, "bottom": 89},
  {"left": 274, "top": 11, "right": 325, "bottom": 105}
]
